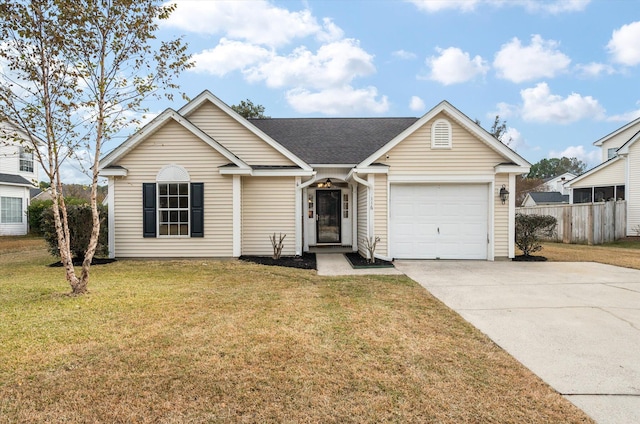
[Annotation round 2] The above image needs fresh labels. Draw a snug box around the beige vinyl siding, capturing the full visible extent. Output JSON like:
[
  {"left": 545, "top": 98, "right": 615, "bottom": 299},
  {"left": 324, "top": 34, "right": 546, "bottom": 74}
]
[
  {"left": 628, "top": 142, "right": 640, "bottom": 234},
  {"left": 571, "top": 159, "right": 625, "bottom": 188},
  {"left": 113, "top": 119, "right": 234, "bottom": 257},
  {"left": 241, "top": 176, "right": 296, "bottom": 256},
  {"left": 600, "top": 123, "right": 640, "bottom": 162},
  {"left": 373, "top": 174, "right": 388, "bottom": 257},
  {"left": 378, "top": 113, "right": 504, "bottom": 175},
  {"left": 185, "top": 102, "right": 295, "bottom": 166},
  {"left": 494, "top": 174, "right": 509, "bottom": 258},
  {"left": 357, "top": 183, "right": 368, "bottom": 257}
]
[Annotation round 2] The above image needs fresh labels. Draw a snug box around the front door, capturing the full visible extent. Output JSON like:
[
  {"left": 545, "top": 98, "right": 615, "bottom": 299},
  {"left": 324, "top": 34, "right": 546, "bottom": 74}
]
[{"left": 316, "top": 190, "right": 341, "bottom": 243}]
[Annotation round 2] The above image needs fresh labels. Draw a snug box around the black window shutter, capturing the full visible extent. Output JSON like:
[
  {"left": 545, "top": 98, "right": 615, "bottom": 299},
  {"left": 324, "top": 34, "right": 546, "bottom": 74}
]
[
  {"left": 142, "top": 183, "right": 156, "bottom": 238},
  {"left": 191, "top": 182, "right": 204, "bottom": 237}
]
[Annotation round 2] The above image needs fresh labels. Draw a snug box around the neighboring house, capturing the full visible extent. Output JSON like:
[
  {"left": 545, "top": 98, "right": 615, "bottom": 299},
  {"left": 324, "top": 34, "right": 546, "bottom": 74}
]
[
  {"left": 566, "top": 116, "right": 639, "bottom": 235},
  {"left": 537, "top": 172, "right": 576, "bottom": 195},
  {"left": 0, "top": 122, "right": 39, "bottom": 236},
  {"left": 521, "top": 191, "right": 569, "bottom": 207},
  {"left": 98, "top": 90, "right": 530, "bottom": 261}
]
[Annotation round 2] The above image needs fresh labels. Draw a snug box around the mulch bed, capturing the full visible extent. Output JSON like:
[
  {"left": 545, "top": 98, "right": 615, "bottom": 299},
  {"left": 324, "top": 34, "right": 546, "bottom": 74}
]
[
  {"left": 240, "top": 253, "right": 316, "bottom": 270},
  {"left": 512, "top": 255, "right": 547, "bottom": 262},
  {"left": 344, "top": 252, "right": 395, "bottom": 268},
  {"left": 49, "top": 258, "right": 117, "bottom": 267}
]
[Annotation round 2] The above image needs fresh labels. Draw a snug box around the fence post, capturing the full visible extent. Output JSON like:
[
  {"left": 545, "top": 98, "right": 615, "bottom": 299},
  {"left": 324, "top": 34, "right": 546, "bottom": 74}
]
[
  {"left": 563, "top": 206, "right": 571, "bottom": 244},
  {"left": 587, "top": 204, "right": 594, "bottom": 245}
]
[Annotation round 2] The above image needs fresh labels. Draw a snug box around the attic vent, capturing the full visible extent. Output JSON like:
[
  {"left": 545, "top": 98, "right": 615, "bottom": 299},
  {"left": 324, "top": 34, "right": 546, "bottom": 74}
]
[{"left": 431, "top": 118, "right": 452, "bottom": 149}]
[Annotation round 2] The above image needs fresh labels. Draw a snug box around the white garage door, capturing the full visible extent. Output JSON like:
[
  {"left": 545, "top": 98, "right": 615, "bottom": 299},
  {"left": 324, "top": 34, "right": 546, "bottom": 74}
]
[{"left": 390, "top": 184, "right": 488, "bottom": 259}]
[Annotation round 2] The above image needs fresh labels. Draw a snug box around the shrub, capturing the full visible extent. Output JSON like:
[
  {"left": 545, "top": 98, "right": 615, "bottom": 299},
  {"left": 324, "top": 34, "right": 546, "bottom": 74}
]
[
  {"left": 27, "top": 199, "right": 53, "bottom": 235},
  {"left": 515, "top": 213, "right": 557, "bottom": 257},
  {"left": 41, "top": 203, "right": 109, "bottom": 259}
]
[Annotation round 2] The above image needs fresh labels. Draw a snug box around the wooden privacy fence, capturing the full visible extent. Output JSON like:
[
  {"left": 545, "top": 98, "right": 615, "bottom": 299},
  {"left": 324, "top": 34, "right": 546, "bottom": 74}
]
[{"left": 516, "top": 201, "right": 626, "bottom": 245}]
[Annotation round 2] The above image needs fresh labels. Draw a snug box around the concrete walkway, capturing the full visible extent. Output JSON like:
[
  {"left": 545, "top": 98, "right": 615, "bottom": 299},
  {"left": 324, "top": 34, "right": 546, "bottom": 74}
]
[
  {"left": 393, "top": 260, "right": 640, "bottom": 424},
  {"left": 316, "top": 253, "right": 402, "bottom": 276}
]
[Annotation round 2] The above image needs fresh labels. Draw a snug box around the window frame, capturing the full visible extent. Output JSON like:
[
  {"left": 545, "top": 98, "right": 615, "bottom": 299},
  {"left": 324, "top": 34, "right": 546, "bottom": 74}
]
[
  {"left": 19, "top": 147, "right": 34, "bottom": 173},
  {"left": 0, "top": 196, "right": 23, "bottom": 224},
  {"left": 157, "top": 182, "right": 190, "bottom": 238}
]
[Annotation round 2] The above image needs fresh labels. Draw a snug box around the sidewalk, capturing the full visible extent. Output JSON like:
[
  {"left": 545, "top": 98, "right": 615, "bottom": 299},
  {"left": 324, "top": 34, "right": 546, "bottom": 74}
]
[{"left": 316, "top": 253, "right": 402, "bottom": 276}]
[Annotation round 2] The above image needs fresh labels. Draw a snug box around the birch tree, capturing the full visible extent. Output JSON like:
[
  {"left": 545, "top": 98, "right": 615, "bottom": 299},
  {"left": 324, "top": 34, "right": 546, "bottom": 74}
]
[{"left": 0, "top": 0, "right": 192, "bottom": 294}]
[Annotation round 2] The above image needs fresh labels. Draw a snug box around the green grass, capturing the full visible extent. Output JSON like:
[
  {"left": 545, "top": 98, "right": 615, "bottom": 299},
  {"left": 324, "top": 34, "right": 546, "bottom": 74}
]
[{"left": 0, "top": 238, "right": 592, "bottom": 423}]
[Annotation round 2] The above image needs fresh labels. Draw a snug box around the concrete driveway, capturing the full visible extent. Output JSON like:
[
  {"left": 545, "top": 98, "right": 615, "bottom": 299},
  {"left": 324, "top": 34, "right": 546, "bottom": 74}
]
[{"left": 394, "top": 260, "right": 640, "bottom": 424}]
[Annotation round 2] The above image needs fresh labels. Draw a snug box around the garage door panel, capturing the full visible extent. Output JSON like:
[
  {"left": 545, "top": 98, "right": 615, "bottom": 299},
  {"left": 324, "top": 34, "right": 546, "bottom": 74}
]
[{"left": 390, "top": 184, "right": 488, "bottom": 260}]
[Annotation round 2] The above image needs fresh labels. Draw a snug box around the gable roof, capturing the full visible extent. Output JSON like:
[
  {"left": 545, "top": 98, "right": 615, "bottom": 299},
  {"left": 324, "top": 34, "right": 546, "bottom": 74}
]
[
  {"left": 99, "top": 109, "right": 251, "bottom": 172},
  {"left": 249, "top": 117, "right": 418, "bottom": 164},
  {"left": 564, "top": 155, "right": 624, "bottom": 187},
  {"left": 0, "top": 173, "right": 33, "bottom": 187},
  {"left": 594, "top": 115, "right": 640, "bottom": 147},
  {"left": 179, "top": 90, "right": 312, "bottom": 171},
  {"left": 358, "top": 100, "right": 530, "bottom": 170},
  {"left": 617, "top": 129, "right": 640, "bottom": 155},
  {"left": 527, "top": 191, "right": 569, "bottom": 204}
]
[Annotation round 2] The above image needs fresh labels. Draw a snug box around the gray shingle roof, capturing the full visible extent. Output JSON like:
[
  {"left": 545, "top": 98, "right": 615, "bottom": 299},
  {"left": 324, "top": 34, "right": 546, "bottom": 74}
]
[
  {"left": 249, "top": 117, "right": 418, "bottom": 164},
  {"left": 529, "top": 192, "right": 569, "bottom": 204},
  {"left": 0, "top": 173, "right": 32, "bottom": 186}
]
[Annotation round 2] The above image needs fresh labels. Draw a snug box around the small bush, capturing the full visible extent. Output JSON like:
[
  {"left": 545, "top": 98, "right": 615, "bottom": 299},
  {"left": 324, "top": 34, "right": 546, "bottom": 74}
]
[
  {"left": 41, "top": 203, "right": 108, "bottom": 259},
  {"left": 515, "top": 213, "right": 557, "bottom": 257},
  {"left": 27, "top": 199, "right": 53, "bottom": 235}
]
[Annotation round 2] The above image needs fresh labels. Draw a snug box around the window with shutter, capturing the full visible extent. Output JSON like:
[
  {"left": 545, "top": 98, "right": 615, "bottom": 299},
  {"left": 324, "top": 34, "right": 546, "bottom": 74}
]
[{"left": 431, "top": 118, "right": 452, "bottom": 149}]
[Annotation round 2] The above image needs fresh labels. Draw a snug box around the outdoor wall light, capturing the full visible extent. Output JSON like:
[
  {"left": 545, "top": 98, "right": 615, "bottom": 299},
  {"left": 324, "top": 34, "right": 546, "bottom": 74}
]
[
  {"left": 325, "top": 178, "right": 332, "bottom": 188},
  {"left": 499, "top": 184, "right": 509, "bottom": 204}
]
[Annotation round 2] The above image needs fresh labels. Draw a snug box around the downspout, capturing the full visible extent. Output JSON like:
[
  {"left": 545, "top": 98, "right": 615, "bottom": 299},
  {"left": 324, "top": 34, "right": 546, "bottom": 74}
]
[{"left": 295, "top": 172, "right": 317, "bottom": 255}]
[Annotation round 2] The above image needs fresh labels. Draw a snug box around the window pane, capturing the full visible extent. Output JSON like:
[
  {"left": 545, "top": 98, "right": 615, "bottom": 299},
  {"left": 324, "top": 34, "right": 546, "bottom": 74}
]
[
  {"left": 159, "top": 184, "right": 168, "bottom": 195},
  {"left": 169, "top": 211, "right": 178, "bottom": 222},
  {"left": 156, "top": 181, "right": 190, "bottom": 237},
  {"left": 179, "top": 224, "right": 188, "bottom": 235},
  {"left": 1, "top": 197, "right": 23, "bottom": 223},
  {"left": 160, "top": 211, "right": 169, "bottom": 223},
  {"left": 179, "top": 183, "right": 188, "bottom": 194},
  {"left": 169, "top": 197, "right": 178, "bottom": 208},
  {"left": 169, "top": 184, "right": 178, "bottom": 195},
  {"left": 159, "top": 224, "right": 169, "bottom": 235},
  {"left": 169, "top": 224, "right": 178, "bottom": 235},
  {"left": 159, "top": 197, "right": 168, "bottom": 208},
  {"left": 179, "top": 196, "right": 188, "bottom": 208},
  {"left": 180, "top": 211, "right": 188, "bottom": 222}
]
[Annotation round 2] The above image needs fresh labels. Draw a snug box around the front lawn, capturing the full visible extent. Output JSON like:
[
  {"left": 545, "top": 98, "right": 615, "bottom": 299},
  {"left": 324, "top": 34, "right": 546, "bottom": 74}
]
[
  {"left": 541, "top": 239, "right": 640, "bottom": 270},
  {"left": 0, "top": 238, "right": 591, "bottom": 423}
]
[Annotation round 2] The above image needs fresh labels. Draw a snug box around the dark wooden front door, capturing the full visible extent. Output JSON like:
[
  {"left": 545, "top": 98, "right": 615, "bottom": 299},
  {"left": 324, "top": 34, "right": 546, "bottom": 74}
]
[{"left": 316, "top": 190, "right": 341, "bottom": 243}]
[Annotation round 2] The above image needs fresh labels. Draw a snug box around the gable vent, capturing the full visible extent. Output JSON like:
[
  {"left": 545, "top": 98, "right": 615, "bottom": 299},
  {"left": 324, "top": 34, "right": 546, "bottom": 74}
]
[{"left": 431, "top": 118, "right": 452, "bottom": 149}]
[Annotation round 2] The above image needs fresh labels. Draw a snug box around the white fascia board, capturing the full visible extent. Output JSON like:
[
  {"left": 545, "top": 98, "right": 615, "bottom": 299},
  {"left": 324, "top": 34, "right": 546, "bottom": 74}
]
[
  {"left": 387, "top": 174, "right": 494, "bottom": 183},
  {"left": 309, "top": 163, "right": 357, "bottom": 168},
  {"left": 358, "top": 101, "right": 530, "bottom": 169},
  {"left": 593, "top": 116, "right": 640, "bottom": 146},
  {"left": 99, "top": 109, "right": 251, "bottom": 173},
  {"left": 178, "top": 90, "right": 313, "bottom": 172},
  {"left": 219, "top": 168, "right": 253, "bottom": 176},
  {"left": 251, "top": 169, "right": 315, "bottom": 177},
  {"left": 494, "top": 164, "right": 530, "bottom": 174},
  {"left": 352, "top": 166, "right": 389, "bottom": 174},
  {"left": 564, "top": 155, "right": 623, "bottom": 187},
  {"left": 98, "top": 167, "right": 128, "bottom": 177},
  {"left": 0, "top": 181, "right": 34, "bottom": 188}
]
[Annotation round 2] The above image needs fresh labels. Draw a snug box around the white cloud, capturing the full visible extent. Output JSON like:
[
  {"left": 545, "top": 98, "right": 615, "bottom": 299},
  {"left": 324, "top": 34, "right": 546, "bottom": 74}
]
[
  {"left": 409, "top": 96, "right": 425, "bottom": 112},
  {"left": 575, "top": 62, "right": 616, "bottom": 78},
  {"left": 427, "top": 47, "right": 489, "bottom": 85},
  {"left": 549, "top": 145, "right": 600, "bottom": 167},
  {"left": 408, "top": 0, "right": 480, "bottom": 12},
  {"left": 286, "top": 86, "right": 389, "bottom": 115},
  {"left": 164, "top": 0, "right": 337, "bottom": 47},
  {"left": 607, "top": 106, "right": 640, "bottom": 123},
  {"left": 408, "top": 0, "right": 590, "bottom": 14},
  {"left": 501, "top": 127, "right": 526, "bottom": 151},
  {"left": 190, "top": 39, "right": 272, "bottom": 76},
  {"left": 607, "top": 21, "right": 640, "bottom": 66},
  {"left": 244, "top": 39, "right": 375, "bottom": 90},
  {"left": 520, "top": 83, "right": 605, "bottom": 123},
  {"left": 392, "top": 50, "right": 417, "bottom": 60},
  {"left": 493, "top": 35, "right": 570, "bottom": 83}
]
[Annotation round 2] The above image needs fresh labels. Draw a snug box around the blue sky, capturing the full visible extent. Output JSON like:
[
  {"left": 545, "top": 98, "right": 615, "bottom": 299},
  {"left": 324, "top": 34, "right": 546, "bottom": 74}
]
[{"left": 96, "top": 0, "right": 640, "bottom": 182}]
